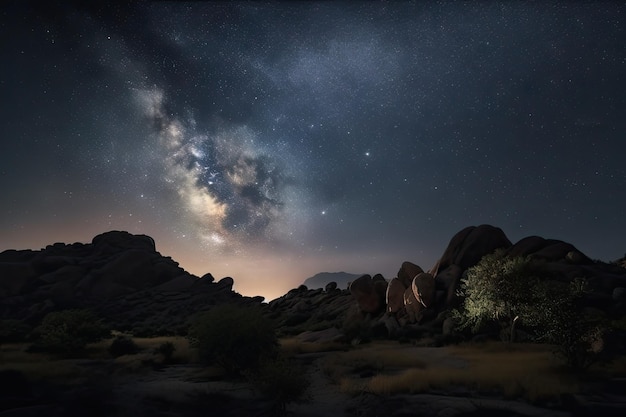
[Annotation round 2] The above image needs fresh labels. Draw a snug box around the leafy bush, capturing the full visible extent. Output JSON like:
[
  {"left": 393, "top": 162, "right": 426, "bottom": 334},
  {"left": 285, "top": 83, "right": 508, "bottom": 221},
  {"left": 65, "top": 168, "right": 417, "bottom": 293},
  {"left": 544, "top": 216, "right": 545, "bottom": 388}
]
[
  {"left": 31, "top": 309, "right": 110, "bottom": 356},
  {"left": 108, "top": 335, "right": 139, "bottom": 357},
  {"left": 454, "top": 251, "right": 545, "bottom": 339},
  {"left": 455, "top": 251, "right": 609, "bottom": 369},
  {"left": 188, "top": 304, "right": 278, "bottom": 374},
  {"left": 533, "top": 279, "right": 608, "bottom": 369}
]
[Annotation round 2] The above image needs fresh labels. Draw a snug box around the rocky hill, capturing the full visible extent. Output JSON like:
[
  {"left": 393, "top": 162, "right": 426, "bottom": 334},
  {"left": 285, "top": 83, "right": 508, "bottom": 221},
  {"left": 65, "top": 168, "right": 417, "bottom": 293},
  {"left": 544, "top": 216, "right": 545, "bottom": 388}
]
[
  {"left": 269, "top": 224, "right": 626, "bottom": 345},
  {"left": 0, "top": 231, "right": 262, "bottom": 334},
  {"left": 302, "top": 272, "right": 362, "bottom": 290},
  {"left": 1, "top": 226, "right": 625, "bottom": 343}
]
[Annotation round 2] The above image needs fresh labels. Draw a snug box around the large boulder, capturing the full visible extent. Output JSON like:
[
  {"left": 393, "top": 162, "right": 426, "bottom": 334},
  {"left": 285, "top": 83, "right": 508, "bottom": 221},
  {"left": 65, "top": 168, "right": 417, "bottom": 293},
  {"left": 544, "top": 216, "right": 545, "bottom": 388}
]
[
  {"left": 397, "top": 261, "right": 423, "bottom": 288},
  {"left": 386, "top": 278, "right": 406, "bottom": 313},
  {"left": 95, "top": 249, "right": 163, "bottom": 289},
  {"left": 434, "top": 264, "right": 464, "bottom": 307},
  {"left": 412, "top": 272, "right": 436, "bottom": 309},
  {"left": 403, "top": 287, "right": 423, "bottom": 323},
  {"left": 350, "top": 274, "right": 384, "bottom": 314},
  {"left": 507, "top": 236, "right": 592, "bottom": 264},
  {"left": 431, "top": 224, "right": 512, "bottom": 274},
  {"left": 92, "top": 230, "right": 156, "bottom": 256}
]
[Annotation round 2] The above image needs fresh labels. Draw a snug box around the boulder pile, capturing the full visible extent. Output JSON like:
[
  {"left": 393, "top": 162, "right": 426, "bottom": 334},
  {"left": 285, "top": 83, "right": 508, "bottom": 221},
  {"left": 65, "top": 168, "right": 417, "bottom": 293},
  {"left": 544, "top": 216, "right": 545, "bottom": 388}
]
[
  {"left": 334, "top": 224, "right": 626, "bottom": 341},
  {"left": 0, "top": 231, "right": 260, "bottom": 333},
  {"left": 1, "top": 225, "right": 625, "bottom": 341}
]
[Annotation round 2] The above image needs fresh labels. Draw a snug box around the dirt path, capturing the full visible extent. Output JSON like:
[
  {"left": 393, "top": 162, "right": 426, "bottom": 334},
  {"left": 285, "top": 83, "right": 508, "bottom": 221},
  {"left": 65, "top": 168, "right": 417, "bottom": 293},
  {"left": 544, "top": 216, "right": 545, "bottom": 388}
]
[{"left": 287, "top": 353, "right": 352, "bottom": 417}]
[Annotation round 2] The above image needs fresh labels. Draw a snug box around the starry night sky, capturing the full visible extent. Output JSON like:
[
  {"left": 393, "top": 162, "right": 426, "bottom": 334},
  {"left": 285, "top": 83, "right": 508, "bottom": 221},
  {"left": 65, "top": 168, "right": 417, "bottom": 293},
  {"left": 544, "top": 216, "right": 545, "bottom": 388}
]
[{"left": 1, "top": 1, "right": 625, "bottom": 300}]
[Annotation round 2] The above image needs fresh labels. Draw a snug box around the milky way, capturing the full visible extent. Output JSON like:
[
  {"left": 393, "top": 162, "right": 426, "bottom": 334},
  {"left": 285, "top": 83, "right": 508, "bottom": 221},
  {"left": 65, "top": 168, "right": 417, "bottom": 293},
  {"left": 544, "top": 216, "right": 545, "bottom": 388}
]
[{"left": 1, "top": 2, "right": 625, "bottom": 299}]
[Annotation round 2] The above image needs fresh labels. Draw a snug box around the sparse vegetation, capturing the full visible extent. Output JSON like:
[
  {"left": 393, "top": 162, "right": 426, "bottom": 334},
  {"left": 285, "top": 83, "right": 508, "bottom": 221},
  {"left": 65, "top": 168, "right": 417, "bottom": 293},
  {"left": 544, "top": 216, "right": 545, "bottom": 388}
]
[
  {"left": 280, "top": 337, "right": 347, "bottom": 356},
  {"left": 155, "top": 341, "right": 176, "bottom": 363},
  {"left": 247, "top": 355, "right": 310, "bottom": 413},
  {"left": 454, "top": 251, "right": 546, "bottom": 340},
  {"left": 188, "top": 304, "right": 278, "bottom": 374},
  {"left": 108, "top": 335, "right": 140, "bottom": 357},
  {"left": 30, "top": 309, "right": 111, "bottom": 356},
  {"left": 454, "top": 252, "right": 612, "bottom": 369},
  {"left": 326, "top": 341, "right": 581, "bottom": 403}
]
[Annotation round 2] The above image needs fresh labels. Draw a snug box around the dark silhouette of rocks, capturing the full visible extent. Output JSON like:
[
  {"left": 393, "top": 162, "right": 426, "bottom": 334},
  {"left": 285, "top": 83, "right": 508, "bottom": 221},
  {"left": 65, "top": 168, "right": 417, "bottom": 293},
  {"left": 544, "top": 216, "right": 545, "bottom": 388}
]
[
  {"left": 430, "top": 224, "right": 512, "bottom": 275},
  {"left": 302, "top": 271, "right": 361, "bottom": 289},
  {"left": 291, "top": 223, "right": 626, "bottom": 345},
  {"left": 0, "top": 230, "right": 259, "bottom": 332},
  {"left": 1, "top": 225, "right": 625, "bottom": 342}
]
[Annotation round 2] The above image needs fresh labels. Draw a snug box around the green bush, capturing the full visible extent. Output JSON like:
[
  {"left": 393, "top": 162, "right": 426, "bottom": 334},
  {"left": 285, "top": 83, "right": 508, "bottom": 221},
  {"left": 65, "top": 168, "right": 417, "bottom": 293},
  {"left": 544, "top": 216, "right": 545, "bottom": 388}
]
[
  {"left": 454, "top": 251, "right": 545, "bottom": 339},
  {"left": 534, "top": 279, "right": 608, "bottom": 369},
  {"left": 108, "top": 335, "right": 139, "bottom": 357},
  {"left": 188, "top": 304, "right": 278, "bottom": 374},
  {"left": 31, "top": 309, "right": 110, "bottom": 356},
  {"left": 455, "top": 252, "right": 608, "bottom": 369}
]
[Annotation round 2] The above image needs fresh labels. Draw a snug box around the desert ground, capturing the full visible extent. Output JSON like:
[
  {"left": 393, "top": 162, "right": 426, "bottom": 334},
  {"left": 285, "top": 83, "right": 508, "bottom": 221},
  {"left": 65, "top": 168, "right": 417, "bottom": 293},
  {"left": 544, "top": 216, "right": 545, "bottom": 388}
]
[{"left": 2, "top": 334, "right": 625, "bottom": 417}]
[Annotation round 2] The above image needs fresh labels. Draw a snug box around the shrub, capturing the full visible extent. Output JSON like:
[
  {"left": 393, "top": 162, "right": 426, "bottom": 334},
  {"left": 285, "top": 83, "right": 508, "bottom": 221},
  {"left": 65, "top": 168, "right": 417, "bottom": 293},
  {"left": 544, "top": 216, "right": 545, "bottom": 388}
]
[
  {"left": 454, "top": 251, "right": 545, "bottom": 340},
  {"left": 534, "top": 279, "right": 608, "bottom": 369},
  {"left": 31, "top": 309, "right": 110, "bottom": 356},
  {"left": 455, "top": 251, "right": 609, "bottom": 369},
  {"left": 188, "top": 304, "right": 278, "bottom": 374},
  {"left": 246, "top": 356, "right": 310, "bottom": 413},
  {"left": 108, "top": 335, "right": 139, "bottom": 357},
  {"left": 155, "top": 341, "right": 176, "bottom": 363}
]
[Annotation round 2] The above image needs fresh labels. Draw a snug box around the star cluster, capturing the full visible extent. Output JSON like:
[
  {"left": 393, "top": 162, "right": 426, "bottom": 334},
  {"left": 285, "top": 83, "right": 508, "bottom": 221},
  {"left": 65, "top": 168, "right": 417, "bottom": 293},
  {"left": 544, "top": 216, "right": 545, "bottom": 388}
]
[{"left": 1, "top": 2, "right": 625, "bottom": 300}]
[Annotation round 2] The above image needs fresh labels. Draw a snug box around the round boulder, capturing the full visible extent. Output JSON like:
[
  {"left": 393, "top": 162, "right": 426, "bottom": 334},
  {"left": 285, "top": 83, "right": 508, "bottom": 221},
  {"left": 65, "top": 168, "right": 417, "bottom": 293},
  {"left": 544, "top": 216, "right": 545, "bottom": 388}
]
[
  {"left": 350, "top": 274, "right": 383, "bottom": 314},
  {"left": 397, "top": 261, "right": 423, "bottom": 288},
  {"left": 386, "top": 278, "right": 406, "bottom": 313},
  {"left": 412, "top": 272, "right": 436, "bottom": 308}
]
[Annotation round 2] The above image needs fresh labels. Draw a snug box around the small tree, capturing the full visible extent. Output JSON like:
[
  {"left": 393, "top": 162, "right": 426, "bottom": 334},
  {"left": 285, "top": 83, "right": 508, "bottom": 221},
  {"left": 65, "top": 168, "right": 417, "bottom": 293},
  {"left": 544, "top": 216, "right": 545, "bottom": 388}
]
[
  {"left": 455, "top": 251, "right": 544, "bottom": 341},
  {"left": 32, "top": 309, "right": 110, "bottom": 356},
  {"left": 534, "top": 278, "right": 607, "bottom": 369},
  {"left": 188, "top": 304, "right": 278, "bottom": 375}
]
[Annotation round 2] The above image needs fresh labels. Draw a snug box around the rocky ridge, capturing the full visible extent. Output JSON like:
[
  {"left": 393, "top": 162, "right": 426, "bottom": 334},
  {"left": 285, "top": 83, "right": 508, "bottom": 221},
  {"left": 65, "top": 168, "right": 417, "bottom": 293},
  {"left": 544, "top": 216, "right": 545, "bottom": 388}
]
[
  {"left": 268, "top": 224, "right": 626, "bottom": 344},
  {"left": 1, "top": 226, "right": 625, "bottom": 341},
  {"left": 0, "top": 231, "right": 262, "bottom": 333}
]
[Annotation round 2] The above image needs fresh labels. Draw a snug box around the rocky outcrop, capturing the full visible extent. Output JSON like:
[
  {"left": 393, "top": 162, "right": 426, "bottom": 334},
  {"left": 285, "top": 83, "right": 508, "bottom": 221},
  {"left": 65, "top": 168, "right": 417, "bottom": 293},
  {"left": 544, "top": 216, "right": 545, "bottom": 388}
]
[
  {"left": 2, "top": 225, "right": 625, "bottom": 344},
  {"left": 349, "top": 274, "right": 386, "bottom": 314},
  {"left": 303, "top": 272, "right": 361, "bottom": 289},
  {"left": 0, "top": 231, "right": 256, "bottom": 331},
  {"left": 342, "top": 224, "right": 626, "bottom": 344},
  {"left": 430, "top": 224, "right": 512, "bottom": 275}
]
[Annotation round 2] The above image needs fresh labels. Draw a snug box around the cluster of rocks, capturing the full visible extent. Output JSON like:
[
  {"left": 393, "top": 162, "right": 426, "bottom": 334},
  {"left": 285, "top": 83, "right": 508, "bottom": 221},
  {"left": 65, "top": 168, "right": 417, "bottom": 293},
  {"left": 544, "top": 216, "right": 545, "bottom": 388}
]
[
  {"left": 267, "top": 283, "right": 354, "bottom": 338},
  {"left": 2, "top": 225, "right": 625, "bottom": 340},
  {"left": 342, "top": 224, "right": 626, "bottom": 341},
  {"left": 0, "top": 231, "right": 261, "bottom": 332}
]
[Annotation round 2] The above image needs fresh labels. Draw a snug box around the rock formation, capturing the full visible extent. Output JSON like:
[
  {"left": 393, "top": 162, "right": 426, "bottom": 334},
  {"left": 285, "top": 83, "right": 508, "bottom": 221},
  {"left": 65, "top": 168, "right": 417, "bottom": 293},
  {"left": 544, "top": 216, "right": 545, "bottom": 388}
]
[
  {"left": 0, "top": 231, "right": 258, "bottom": 332},
  {"left": 1, "top": 225, "right": 625, "bottom": 344}
]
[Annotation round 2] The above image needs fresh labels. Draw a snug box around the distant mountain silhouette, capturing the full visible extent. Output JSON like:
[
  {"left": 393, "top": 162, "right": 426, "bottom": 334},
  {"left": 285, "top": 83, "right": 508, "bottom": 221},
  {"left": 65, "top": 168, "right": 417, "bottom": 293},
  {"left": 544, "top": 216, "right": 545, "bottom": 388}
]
[{"left": 303, "top": 272, "right": 362, "bottom": 289}]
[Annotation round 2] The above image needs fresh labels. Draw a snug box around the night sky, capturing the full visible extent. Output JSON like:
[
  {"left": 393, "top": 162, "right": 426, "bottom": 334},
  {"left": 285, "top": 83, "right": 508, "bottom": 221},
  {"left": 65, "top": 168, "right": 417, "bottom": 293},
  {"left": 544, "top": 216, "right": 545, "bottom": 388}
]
[{"left": 1, "top": 1, "right": 625, "bottom": 300}]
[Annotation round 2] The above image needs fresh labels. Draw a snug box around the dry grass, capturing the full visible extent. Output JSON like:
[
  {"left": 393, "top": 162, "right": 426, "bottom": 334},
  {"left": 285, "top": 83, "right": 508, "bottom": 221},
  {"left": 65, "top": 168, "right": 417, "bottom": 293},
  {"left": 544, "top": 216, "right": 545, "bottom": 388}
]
[
  {"left": 279, "top": 337, "right": 348, "bottom": 356},
  {"left": 0, "top": 335, "right": 194, "bottom": 382},
  {"left": 89, "top": 335, "right": 193, "bottom": 362},
  {"left": 325, "top": 341, "right": 582, "bottom": 403},
  {"left": 0, "top": 343, "right": 87, "bottom": 383},
  {"left": 132, "top": 336, "right": 192, "bottom": 363}
]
